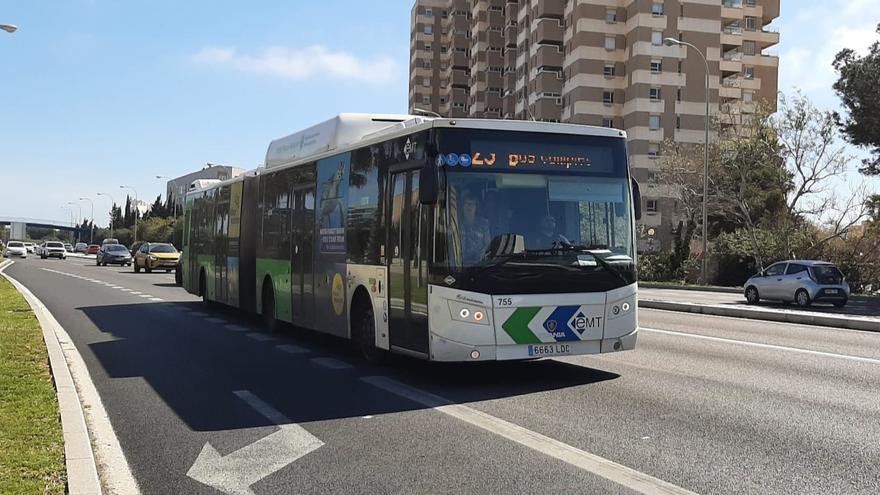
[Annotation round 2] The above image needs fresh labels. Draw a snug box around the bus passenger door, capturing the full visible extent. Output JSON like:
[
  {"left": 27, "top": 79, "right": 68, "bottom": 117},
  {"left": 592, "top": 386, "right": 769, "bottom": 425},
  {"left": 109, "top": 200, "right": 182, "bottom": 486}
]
[
  {"left": 387, "top": 170, "right": 429, "bottom": 355},
  {"left": 292, "top": 187, "right": 316, "bottom": 329},
  {"left": 214, "top": 187, "right": 230, "bottom": 303}
]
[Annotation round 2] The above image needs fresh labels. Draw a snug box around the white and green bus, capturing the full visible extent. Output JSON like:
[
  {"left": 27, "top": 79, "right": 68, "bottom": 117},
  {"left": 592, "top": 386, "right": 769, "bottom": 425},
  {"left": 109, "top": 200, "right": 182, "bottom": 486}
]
[{"left": 182, "top": 114, "right": 641, "bottom": 361}]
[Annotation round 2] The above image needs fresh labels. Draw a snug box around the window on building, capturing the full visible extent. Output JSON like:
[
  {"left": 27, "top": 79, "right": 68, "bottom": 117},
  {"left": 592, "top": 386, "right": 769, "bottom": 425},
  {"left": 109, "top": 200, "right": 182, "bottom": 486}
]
[
  {"left": 603, "top": 91, "right": 614, "bottom": 104},
  {"left": 744, "top": 66, "right": 755, "bottom": 79},
  {"left": 424, "top": 59, "right": 432, "bottom": 69},
  {"left": 743, "top": 40, "right": 756, "bottom": 55},
  {"left": 676, "top": 87, "right": 682, "bottom": 101},
  {"left": 745, "top": 16, "right": 757, "bottom": 31},
  {"left": 652, "top": 31, "right": 663, "bottom": 46},
  {"left": 743, "top": 90, "right": 754, "bottom": 103},
  {"left": 649, "top": 115, "right": 661, "bottom": 129},
  {"left": 603, "top": 118, "right": 614, "bottom": 128},
  {"left": 422, "top": 95, "right": 431, "bottom": 104},
  {"left": 441, "top": 45, "right": 448, "bottom": 53},
  {"left": 424, "top": 24, "right": 433, "bottom": 35},
  {"left": 650, "top": 87, "right": 661, "bottom": 101},
  {"left": 425, "top": 8, "right": 433, "bottom": 16},
  {"left": 646, "top": 199, "right": 658, "bottom": 213},
  {"left": 651, "top": 59, "right": 662, "bottom": 73},
  {"left": 424, "top": 43, "right": 432, "bottom": 51},
  {"left": 648, "top": 143, "right": 660, "bottom": 158},
  {"left": 604, "top": 63, "right": 615, "bottom": 77},
  {"left": 605, "top": 36, "right": 616, "bottom": 50},
  {"left": 652, "top": 2, "right": 665, "bottom": 16},
  {"left": 422, "top": 77, "right": 430, "bottom": 87},
  {"left": 606, "top": 9, "right": 617, "bottom": 23},
  {"left": 676, "top": 115, "right": 681, "bottom": 129},
  {"left": 678, "top": 60, "right": 683, "bottom": 74}
]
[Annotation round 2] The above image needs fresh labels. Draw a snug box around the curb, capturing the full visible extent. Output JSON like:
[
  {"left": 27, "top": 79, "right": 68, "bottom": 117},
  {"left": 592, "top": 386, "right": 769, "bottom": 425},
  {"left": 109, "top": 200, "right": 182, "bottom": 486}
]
[
  {"left": 638, "top": 282, "right": 877, "bottom": 302},
  {"left": 639, "top": 299, "right": 880, "bottom": 333},
  {"left": 0, "top": 261, "right": 141, "bottom": 494}
]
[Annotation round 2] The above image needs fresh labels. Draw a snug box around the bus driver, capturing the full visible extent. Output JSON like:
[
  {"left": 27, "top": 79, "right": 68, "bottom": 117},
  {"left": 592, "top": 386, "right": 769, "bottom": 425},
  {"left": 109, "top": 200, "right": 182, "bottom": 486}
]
[{"left": 459, "top": 192, "right": 491, "bottom": 262}]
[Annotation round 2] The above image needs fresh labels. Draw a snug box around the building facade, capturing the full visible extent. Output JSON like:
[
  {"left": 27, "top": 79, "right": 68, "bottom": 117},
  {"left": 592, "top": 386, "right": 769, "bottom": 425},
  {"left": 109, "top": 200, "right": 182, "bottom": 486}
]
[
  {"left": 165, "top": 164, "right": 245, "bottom": 214},
  {"left": 409, "top": 0, "right": 780, "bottom": 252}
]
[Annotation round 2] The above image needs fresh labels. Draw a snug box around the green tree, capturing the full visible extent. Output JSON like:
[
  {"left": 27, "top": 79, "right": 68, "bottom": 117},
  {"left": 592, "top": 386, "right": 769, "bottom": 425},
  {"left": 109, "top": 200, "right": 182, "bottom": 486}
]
[{"left": 833, "top": 24, "right": 880, "bottom": 175}]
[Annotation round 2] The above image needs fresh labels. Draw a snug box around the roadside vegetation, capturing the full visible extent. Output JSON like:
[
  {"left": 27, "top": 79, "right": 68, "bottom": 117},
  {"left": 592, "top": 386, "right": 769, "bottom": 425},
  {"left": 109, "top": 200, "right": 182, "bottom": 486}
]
[{"left": 0, "top": 276, "right": 65, "bottom": 494}]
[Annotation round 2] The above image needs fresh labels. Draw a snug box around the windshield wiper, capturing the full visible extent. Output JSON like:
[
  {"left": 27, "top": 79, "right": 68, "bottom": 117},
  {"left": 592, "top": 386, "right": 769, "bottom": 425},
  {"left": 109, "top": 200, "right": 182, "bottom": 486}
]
[{"left": 543, "top": 242, "right": 631, "bottom": 285}]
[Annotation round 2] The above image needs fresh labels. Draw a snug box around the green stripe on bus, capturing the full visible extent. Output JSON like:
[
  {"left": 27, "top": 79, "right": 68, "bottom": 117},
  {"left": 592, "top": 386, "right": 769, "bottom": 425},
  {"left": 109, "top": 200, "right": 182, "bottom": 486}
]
[{"left": 502, "top": 307, "right": 542, "bottom": 344}]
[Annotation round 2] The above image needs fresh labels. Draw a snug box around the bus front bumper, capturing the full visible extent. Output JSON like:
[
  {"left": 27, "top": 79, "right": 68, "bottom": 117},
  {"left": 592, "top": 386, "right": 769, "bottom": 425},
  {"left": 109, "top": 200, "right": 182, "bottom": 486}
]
[{"left": 429, "top": 329, "right": 638, "bottom": 362}]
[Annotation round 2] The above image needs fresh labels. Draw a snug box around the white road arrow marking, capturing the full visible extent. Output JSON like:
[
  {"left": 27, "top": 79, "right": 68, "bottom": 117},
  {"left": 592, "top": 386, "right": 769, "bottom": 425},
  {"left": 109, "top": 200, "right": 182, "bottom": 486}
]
[{"left": 186, "top": 390, "right": 324, "bottom": 495}]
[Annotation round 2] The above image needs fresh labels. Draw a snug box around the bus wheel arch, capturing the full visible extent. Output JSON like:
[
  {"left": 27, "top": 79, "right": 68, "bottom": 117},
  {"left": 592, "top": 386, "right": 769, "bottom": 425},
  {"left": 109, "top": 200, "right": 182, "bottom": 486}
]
[
  {"left": 261, "top": 276, "right": 278, "bottom": 333},
  {"left": 350, "top": 287, "right": 384, "bottom": 363}
]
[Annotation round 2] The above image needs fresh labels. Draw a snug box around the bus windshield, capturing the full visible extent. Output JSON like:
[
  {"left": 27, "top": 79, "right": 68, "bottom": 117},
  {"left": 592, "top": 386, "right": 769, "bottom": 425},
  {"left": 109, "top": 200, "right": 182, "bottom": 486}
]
[{"left": 446, "top": 172, "right": 634, "bottom": 268}]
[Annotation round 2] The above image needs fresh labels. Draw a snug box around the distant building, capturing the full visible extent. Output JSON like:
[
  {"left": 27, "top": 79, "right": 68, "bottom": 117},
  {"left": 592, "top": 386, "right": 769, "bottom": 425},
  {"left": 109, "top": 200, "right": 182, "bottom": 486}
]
[
  {"left": 409, "top": 0, "right": 780, "bottom": 253},
  {"left": 165, "top": 164, "right": 245, "bottom": 213}
]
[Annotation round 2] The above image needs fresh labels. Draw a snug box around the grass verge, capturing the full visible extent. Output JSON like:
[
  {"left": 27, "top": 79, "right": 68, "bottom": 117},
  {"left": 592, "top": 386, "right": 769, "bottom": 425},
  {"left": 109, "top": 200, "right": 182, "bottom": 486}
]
[{"left": 0, "top": 275, "right": 66, "bottom": 494}]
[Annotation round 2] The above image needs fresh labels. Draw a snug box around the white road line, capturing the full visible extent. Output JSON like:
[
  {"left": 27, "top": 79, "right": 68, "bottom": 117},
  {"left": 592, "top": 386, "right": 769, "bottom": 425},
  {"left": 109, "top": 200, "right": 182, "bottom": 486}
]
[
  {"left": 641, "top": 327, "right": 880, "bottom": 365},
  {"left": 246, "top": 333, "right": 275, "bottom": 342},
  {"left": 148, "top": 298, "right": 164, "bottom": 302},
  {"left": 120, "top": 289, "right": 132, "bottom": 292},
  {"left": 189, "top": 312, "right": 209, "bottom": 318},
  {"left": 110, "top": 286, "right": 122, "bottom": 289},
  {"left": 640, "top": 307, "right": 879, "bottom": 334},
  {"left": 276, "top": 344, "right": 309, "bottom": 355},
  {"left": 363, "top": 376, "right": 696, "bottom": 495},
  {"left": 139, "top": 294, "right": 152, "bottom": 299},
  {"left": 204, "top": 317, "right": 226, "bottom": 324},
  {"left": 130, "top": 291, "right": 142, "bottom": 295},
  {"left": 311, "top": 357, "right": 352, "bottom": 370},
  {"left": 224, "top": 324, "right": 251, "bottom": 332}
]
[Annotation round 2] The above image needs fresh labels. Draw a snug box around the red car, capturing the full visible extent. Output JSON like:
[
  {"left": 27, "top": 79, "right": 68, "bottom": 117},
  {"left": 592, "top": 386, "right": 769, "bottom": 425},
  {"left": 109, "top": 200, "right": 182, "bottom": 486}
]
[{"left": 86, "top": 244, "right": 100, "bottom": 255}]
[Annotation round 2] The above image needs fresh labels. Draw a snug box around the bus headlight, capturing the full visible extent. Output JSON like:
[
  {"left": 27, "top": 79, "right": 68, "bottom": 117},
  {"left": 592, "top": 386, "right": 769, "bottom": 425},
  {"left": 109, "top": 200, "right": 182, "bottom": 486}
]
[{"left": 449, "top": 301, "right": 490, "bottom": 325}]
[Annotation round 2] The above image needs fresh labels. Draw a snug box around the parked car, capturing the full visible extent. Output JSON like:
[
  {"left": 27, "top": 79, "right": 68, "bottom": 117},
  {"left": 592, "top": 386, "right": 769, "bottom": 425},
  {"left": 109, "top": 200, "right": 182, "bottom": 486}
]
[
  {"left": 86, "top": 244, "right": 100, "bottom": 255},
  {"left": 74, "top": 242, "right": 88, "bottom": 253},
  {"left": 96, "top": 244, "right": 132, "bottom": 266},
  {"left": 102, "top": 238, "right": 120, "bottom": 246},
  {"left": 64, "top": 243, "right": 74, "bottom": 253},
  {"left": 744, "top": 260, "right": 851, "bottom": 308},
  {"left": 40, "top": 241, "right": 67, "bottom": 259},
  {"left": 3, "top": 241, "right": 27, "bottom": 258},
  {"left": 24, "top": 242, "right": 35, "bottom": 253},
  {"left": 133, "top": 243, "right": 180, "bottom": 273}
]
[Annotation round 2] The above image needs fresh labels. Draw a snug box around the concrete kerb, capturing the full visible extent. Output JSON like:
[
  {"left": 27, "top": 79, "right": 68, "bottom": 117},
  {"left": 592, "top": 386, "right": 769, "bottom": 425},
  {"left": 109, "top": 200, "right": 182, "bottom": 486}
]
[
  {"left": 638, "top": 282, "right": 877, "bottom": 302},
  {"left": 0, "top": 261, "right": 141, "bottom": 495},
  {"left": 639, "top": 299, "right": 880, "bottom": 333}
]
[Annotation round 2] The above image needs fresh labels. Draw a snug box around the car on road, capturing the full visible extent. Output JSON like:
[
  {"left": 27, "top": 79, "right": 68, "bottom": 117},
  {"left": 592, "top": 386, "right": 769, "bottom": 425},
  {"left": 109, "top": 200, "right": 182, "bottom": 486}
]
[
  {"left": 3, "top": 241, "right": 27, "bottom": 258},
  {"left": 96, "top": 244, "right": 132, "bottom": 266},
  {"left": 745, "top": 260, "right": 851, "bottom": 308},
  {"left": 86, "top": 244, "right": 100, "bottom": 255},
  {"left": 64, "top": 243, "right": 74, "bottom": 253},
  {"left": 24, "top": 242, "right": 35, "bottom": 253},
  {"left": 133, "top": 242, "right": 180, "bottom": 273},
  {"left": 74, "top": 242, "right": 88, "bottom": 253},
  {"left": 40, "top": 241, "right": 67, "bottom": 260},
  {"left": 34, "top": 243, "right": 44, "bottom": 257},
  {"left": 102, "top": 238, "right": 120, "bottom": 246}
]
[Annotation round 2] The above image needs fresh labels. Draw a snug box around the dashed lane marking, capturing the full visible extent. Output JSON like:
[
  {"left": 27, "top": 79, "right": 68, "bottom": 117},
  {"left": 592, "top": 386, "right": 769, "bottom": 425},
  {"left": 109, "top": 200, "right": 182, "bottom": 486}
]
[
  {"left": 311, "top": 357, "right": 353, "bottom": 370},
  {"left": 277, "top": 344, "right": 310, "bottom": 355},
  {"left": 148, "top": 298, "right": 164, "bottom": 302},
  {"left": 224, "top": 324, "right": 251, "bottom": 332},
  {"left": 205, "top": 317, "right": 227, "bottom": 324},
  {"left": 245, "top": 333, "right": 275, "bottom": 342}
]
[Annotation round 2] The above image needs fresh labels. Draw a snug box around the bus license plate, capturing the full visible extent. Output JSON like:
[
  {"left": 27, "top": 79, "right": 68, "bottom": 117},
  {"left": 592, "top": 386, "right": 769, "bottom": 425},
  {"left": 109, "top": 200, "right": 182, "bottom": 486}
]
[{"left": 528, "top": 344, "right": 572, "bottom": 357}]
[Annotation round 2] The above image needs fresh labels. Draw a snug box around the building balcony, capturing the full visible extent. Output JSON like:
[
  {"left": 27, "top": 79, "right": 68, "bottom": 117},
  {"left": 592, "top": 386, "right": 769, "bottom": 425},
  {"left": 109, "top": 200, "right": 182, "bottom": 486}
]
[
  {"left": 719, "top": 86, "right": 741, "bottom": 99},
  {"left": 452, "top": 52, "right": 469, "bottom": 68},
  {"left": 535, "top": 70, "right": 563, "bottom": 94},
  {"left": 746, "top": 29, "right": 780, "bottom": 49},
  {"left": 536, "top": 18, "right": 563, "bottom": 45},
  {"left": 720, "top": 59, "right": 742, "bottom": 75},
  {"left": 535, "top": 0, "right": 565, "bottom": 20},
  {"left": 505, "top": 25, "right": 518, "bottom": 46},
  {"left": 535, "top": 45, "right": 564, "bottom": 69},
  {"left": 449, "top": 69, "right": 469, "bottom": 86}
]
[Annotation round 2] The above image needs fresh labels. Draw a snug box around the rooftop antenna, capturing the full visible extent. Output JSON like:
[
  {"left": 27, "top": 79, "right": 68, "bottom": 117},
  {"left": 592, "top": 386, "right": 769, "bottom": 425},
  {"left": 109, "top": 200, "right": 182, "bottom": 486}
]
[{"left": 412, "top": 108, "right": 442, "bottom": 118}]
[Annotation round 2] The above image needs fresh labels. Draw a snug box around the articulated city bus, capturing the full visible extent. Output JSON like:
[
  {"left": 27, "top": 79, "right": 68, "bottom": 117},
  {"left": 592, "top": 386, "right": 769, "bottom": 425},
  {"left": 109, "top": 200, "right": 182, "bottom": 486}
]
[{"left": 181, "top": 114, "right": 641, "bottom": 361}]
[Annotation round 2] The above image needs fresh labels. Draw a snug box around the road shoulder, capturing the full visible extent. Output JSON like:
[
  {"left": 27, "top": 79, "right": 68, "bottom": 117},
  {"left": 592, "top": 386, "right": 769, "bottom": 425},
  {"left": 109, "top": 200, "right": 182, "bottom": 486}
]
[{"left": 1, "top": 260, "right": 140, "bottom": 495}]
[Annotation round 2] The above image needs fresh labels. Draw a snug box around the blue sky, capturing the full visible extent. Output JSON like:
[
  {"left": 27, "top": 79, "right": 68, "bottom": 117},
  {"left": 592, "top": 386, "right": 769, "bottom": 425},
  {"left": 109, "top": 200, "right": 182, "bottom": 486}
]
[{"left": 0, "top": 0, "right": 876, "bottom": 226}]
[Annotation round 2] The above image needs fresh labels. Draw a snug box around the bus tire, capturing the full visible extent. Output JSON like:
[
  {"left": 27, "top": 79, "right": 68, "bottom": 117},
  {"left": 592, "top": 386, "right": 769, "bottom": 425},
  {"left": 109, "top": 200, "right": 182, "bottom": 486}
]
[
  {"left": 262, "top": 280, "right": 278, "bottom": 333},
  {"left": 352, "top": 296, "right": 384, "bottom": 364}
]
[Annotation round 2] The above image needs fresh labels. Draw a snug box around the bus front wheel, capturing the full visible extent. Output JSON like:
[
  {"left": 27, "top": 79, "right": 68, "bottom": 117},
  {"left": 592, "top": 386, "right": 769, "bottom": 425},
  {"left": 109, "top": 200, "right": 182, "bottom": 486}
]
[{"left": 353, "top": 300, "right": 384, "bottom": 364}]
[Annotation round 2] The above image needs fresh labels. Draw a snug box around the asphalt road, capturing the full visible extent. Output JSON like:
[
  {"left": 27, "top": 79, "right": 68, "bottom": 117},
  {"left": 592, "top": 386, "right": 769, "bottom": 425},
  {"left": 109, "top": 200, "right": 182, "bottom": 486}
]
[
  {"left": 6, "top": 255, "right": 880, "bottom": 495},
  {"left": 640, "top": 287, "right": 880, "bottom": 321}
]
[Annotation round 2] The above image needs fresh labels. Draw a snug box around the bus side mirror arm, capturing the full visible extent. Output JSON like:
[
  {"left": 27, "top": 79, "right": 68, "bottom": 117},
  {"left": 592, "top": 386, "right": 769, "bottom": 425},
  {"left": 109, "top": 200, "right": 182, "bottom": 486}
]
[{"left": 631, "top": 178, "right": 642, "bottom": 221}]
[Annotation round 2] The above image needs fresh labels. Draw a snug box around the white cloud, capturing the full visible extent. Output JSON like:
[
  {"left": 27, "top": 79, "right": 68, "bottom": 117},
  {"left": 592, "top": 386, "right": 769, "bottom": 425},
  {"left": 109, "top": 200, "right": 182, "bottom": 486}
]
[{"left": 192, "top": 45, "right": 398, "bottom": 85}]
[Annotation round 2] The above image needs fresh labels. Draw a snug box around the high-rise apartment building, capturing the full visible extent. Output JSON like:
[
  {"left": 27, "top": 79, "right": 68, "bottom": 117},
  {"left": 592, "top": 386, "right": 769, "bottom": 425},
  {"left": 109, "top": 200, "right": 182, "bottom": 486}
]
[{"left": 409, "top": 0, "right": 780, "bottom": 252}]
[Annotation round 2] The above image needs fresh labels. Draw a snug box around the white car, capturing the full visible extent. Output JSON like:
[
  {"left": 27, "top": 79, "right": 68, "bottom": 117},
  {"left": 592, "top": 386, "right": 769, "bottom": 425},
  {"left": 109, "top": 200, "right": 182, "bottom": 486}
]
[
  {"left": 24, "top": 242, "right": 35, "bottom": 253},
  {"left": 40, "top": 241, "right": 67, "bottom": 260},
  {"left": 4, "top": 241, "right": 28, "bottom": 258}
]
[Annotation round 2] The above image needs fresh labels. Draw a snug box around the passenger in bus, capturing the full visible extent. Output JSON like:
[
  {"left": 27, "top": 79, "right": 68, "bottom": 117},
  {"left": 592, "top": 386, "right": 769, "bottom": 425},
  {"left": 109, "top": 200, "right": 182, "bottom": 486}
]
[
  {"left": 528, "top": 215, "right": 570, "bottom": 249},
  {"left": 459, "top": 192, "right": 491, "bottom": 262}
]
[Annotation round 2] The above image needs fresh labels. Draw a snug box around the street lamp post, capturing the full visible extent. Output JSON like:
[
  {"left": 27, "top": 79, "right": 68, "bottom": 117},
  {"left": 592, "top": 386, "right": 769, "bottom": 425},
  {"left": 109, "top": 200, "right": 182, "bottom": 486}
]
[
  {"left": 120, "top": 185, "right": 139, "bottom": 243},
  {"left": 664, "top": 37, "right": 711, "bottom": 285},
  {"left": 79, "top": 197, "right": 94, "bottom": 243},
  {"left": 67, "top": 201, "right": 82, "bottom": 243},
  {"left": 97, "top": 192, "right": 116, "bottom": 239}
]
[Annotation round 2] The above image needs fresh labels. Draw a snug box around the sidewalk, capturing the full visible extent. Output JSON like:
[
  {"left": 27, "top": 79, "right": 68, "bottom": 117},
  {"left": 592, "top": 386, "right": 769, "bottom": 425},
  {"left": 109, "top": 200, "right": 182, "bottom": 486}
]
[{"left": 639, "top": 285, "right": 880, "bottom": 332}]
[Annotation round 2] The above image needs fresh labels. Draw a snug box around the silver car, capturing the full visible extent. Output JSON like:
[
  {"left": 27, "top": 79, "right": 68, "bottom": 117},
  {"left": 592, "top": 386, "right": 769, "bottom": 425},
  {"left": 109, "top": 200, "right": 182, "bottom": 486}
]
[{"left": 744, "top": 260, "right": 850, "bottom": 308}]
